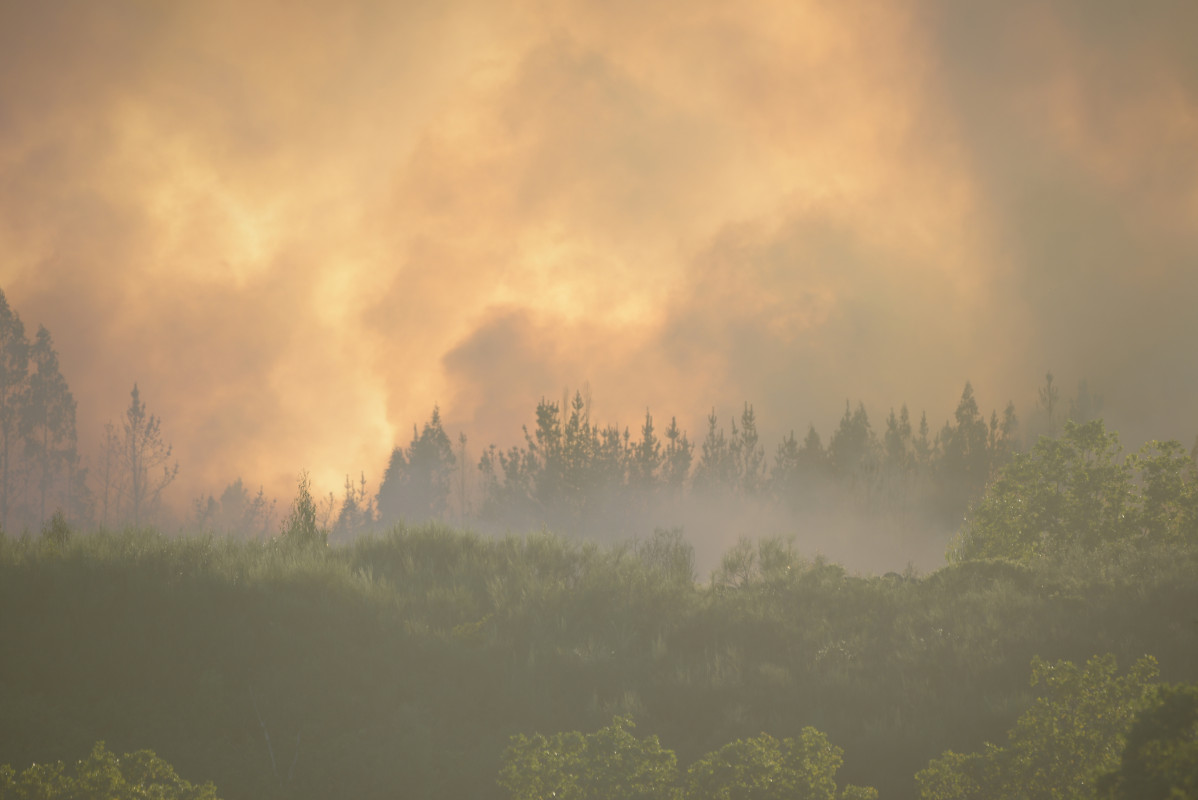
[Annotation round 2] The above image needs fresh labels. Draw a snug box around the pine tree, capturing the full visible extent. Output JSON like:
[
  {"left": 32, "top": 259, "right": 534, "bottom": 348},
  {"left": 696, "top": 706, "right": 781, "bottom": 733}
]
[
  {"left": 828, "top": 401, "right": 875, "bottom": 482},
  {"left": 661, "top": 416, "right": 692, "bottom": 493},
  {"left": 693, "top": 409, "right": 735, "bottom": 494},
  {"left": 333, "top": 472, "right": 374, "bottom": 541},
  {"left": 882, "top": 405, "right": 913, "bottom": 474},
  {"left": 731, "top": 403, "right": 765, "bottom": 496},
  {"left": 280, "top": 469, "right": 324, "bottom": 547},
  {"left": 630, "top": 409, "right": 663, "bottom": 493},
  {"left": 376, "top": 407, "right": 456, "bottom": 524}
]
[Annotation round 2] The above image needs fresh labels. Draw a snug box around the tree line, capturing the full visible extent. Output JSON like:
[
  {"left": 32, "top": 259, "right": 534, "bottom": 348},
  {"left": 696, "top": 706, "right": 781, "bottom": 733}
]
[{"left": 363, "top": 383, "right": 1027, "bottom": 542}]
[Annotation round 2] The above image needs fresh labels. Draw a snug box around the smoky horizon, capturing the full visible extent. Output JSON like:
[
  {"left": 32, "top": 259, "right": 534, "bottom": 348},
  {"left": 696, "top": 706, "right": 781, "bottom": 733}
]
[{"left": 1, "top": 1, "right": 1196, "bottom": 562}]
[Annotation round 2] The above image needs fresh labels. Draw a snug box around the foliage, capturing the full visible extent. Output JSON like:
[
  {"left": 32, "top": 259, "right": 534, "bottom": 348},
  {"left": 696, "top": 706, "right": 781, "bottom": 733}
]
[
  {"left": 1129, "top": 440, "right": 1198, "bottom": 547},
  {"left": 828, "top": 401, "right": 875, "bottom": 484},
  {"left": 950, "top": 420, "right": 1197, "bottom": 562},
  {"left": 39, "top": 510, "right": 71, "bottom": 547},
  {"left": 1095, "top": 683, "right": 1198, "bottom": 799},
  {"left": 499, "top": 717, "right": 680, "bottom": 800},
  {"left": 192, "top": 478, "right": 276, "bottom": 538},
  {"left": 119, "top": 383, "right": 179, "bottom": 527},
  {"left": 377, "top": 406, "right": 457, "bottom": 526},
  {"left": 472, "top": 382, "right": 1018, "bottom": 544},
  {"left": 934, "top": 382, "right": 1012, "bottom": 515},
  {"left": 916, "top": 654, "right": 1160, "bottom": 799},
  {"left": 0, "top": 291, "right": 82, "bottom": 534},
  {"left": 0, "top": 741, "right": 219, "bottom": 799},
  {"left": 279, "top": 470, "right": 326, "bottom": 548},
  {"left": 498, "top": 719, "right": 875, "bottom": 800},
  {"left": 686, "top": 729, "right": 877, "bottom": 800},
  {"left": 24, "top": 326, "right": 81, "bottom": 527},
  {"left": 0, "top": 290, "right": 29, "bottom": 534},
  {"left": 1, "top": 513, "right": 1196, "bottom": 800},
  {"left": 637, "top": 527, "right": 696, "bottom": 588},
  {"left": 332, "top": 472, "right": 375, "bottom": 542}
]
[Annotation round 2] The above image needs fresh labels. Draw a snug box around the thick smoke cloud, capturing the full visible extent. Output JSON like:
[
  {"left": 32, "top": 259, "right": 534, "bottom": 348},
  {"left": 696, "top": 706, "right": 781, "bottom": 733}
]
[{"left": 0, "top": 0, "right": 1195, "bottom": 518}]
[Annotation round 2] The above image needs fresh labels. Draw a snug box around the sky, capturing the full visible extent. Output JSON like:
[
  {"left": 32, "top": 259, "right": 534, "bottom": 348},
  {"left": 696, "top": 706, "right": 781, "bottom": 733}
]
[{"left": 1, "top": 0, "right": 1196, "bottom": 515}]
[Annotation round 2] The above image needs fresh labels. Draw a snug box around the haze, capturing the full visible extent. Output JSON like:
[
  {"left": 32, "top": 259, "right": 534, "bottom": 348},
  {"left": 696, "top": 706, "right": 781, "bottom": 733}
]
[{"left": 2, "top": 0, "right": 1196, "bottom": 519}]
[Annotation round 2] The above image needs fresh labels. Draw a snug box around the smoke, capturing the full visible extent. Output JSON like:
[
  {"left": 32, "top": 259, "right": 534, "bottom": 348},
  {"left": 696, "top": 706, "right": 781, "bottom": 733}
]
[{"left": 0, "top": 0, "right": 1195, "bottom": 535}]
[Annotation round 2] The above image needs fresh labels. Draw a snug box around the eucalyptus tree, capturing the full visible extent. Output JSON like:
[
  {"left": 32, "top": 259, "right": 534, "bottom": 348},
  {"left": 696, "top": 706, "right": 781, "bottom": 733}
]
[
  {"left": 23, "top": 326, "right": 78, "bottom": 525},
  {"left": 0, "top": 291, "right": 28, "bottom": 533},
  {"left": 121, "top": 384, "right": 178, "bottom": 527}
]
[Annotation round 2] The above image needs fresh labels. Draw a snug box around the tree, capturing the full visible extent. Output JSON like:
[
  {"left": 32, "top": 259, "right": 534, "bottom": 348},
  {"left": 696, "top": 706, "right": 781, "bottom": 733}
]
[
  {"left": 97, "top": 422, "right": 124, "bottom": 527},
  {"left": 771, "top": 430, "right": 803, "bottom": 503},
  {"left": 332, "top": 472, "right": 374, "bottom": 542},
  {"left": 685, "top": 729, "right": 877, "bottom": 800},
  {"left": 913, "top": 411, "right": 934, "bottom": 471},
  {"left": 1038, "top": 372, "right": 1060, "bottom": 438},
  {"left": 950, "top": 419, "right": 1132, "bottom": 561},
  {"left": 376, "top": 407, "right": 457, "bottom": 525},
  {"left": 935, "top": 383, "right": 994, "bottom": 515},
  {"left": 478, "top": 442, "right": 537, "bottom": 527},
  {"left": 1068, "top": 379, "right": 1103, "bottom": 424},
  {"left": 455, "top": 432, "right": 470, "bottom": 523},
  {"left": 192, "top": 478, "right": 276, "bottom": 536},
  {"left": 0, "top": 740, "right": 220, "bottom": 799},
  {"left": 731, "top": 403, "right": 765, "bottom": 496},
  {"left": 527, "top": 398, "right": 565, "bottom": 509},
  {"left": 828, "top": 401, "right": 875, "bottom": 484},
  {"left": 693, "top": 410, "right": 736, "bottom": 495},
  {"left": 771, "top": 425, "right": 829, "bottom": 510},
  {"left": 882, "top": 405, "right": 913, "bottom": 475},
  {"left": 917, "top": 655, "right": 1158, "bottom": 800},
  {"left": 121, "top": 384, "right": 178, "bottom": 527},
  {"left": 949, "top": 419, "right": 1196, "bottom": 562},
  {"left": 499, "top": 717, "right": 681, "bottom": 800},
  {"left": 279, "top": 470, "right": 325, "bottom": 548},
  {"left": 561, "top": 391, "right": 598, "bottom": 508},
  {"left": 1096, "top": 683, "right": 1198, "bottom": 799},
  {"left": 23, "top": 326, "right": 78, "bottom": 526},
  {"left": 638, "top": 527, "right": 695, "bottom": 587},
  {"left": 661, "top": 416, "right": 693, "bottom": 494},
  {"left": 0, "top": 291, "right": 28, "bottom": 533},
  {"left": 1128, "top": 440, "right": 1198, "bottom": 547},
  {"left": 630, "top": 410, "right": 663, "bottom": 495},
  {"left": 989, "top": 401, "right": 1019, "bottom": 464}
]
